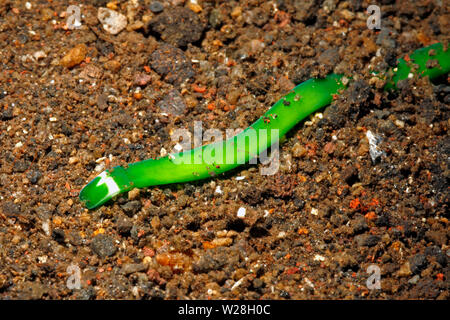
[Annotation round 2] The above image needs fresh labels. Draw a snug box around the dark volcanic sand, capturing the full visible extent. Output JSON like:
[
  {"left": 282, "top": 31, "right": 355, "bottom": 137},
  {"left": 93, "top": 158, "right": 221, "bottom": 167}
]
[{"left": 0, "top": 0, "right": 448, "bottom": 299}]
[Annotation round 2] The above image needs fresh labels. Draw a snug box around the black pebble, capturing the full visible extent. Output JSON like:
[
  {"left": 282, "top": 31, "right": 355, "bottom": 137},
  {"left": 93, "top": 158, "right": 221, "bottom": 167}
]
[
  {"left": 409, "top": 254, "right": 428, "bottom": 275},
  {"left": 91, "top": 234, "right": 117, "bottom": 258},
  {"left": 52, "top": 228, "right": 65, "bottom": 244},
  {"left": 27, "top": 170, "right": 42, "bottom": 184},
  {"left": 121, "top": 200, "right": 142, "bottom": 217}
]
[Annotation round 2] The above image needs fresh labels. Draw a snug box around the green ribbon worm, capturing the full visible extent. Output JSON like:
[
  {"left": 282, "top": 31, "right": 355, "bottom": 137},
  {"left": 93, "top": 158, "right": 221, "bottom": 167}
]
[{"left": 80, "top": 42, "right": 449, "bottom": 209}]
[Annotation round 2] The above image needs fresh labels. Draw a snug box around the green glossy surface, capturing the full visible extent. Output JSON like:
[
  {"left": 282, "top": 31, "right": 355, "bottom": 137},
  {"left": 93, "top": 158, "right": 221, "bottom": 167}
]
[
  {"left": 384, "top": 42, "right": 450, "bottom": 90},
  {"left": 80, "top": 43, "right": 450, "bottom": 209}
]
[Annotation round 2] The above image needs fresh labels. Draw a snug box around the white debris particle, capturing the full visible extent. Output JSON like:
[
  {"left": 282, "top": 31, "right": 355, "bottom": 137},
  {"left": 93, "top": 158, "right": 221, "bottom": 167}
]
[
  {"left": 342, "top": 76, "right": 349, "bottom": 85},
  {"left": 49, "top": 117, "right": 57, "bottom": 122},
  {"left": 277, "top": 231, "right": 286, "bottom": 239},
  {"left": 215, "top": 186, "right": 222, "bottom": 194},
  {"left": 235, "top": 176, "right": 246, "bottom": 181},
  {"left": 304, "top": 277, "right": 315, "bottom": 289},
  {"left": 33, "top": 50, "right": 47, "bottom": 61},
  {"left": 314, "top": 254, "right": 326, "bottom": 262},
  {"left": 408, "top": 73, "right": 414, "bottom": 79},
  {"left": 131, "top": 286, "right": 139, "bottom": 297},
  {"left": 394, "top": 119, "right": 405, "bottom": 128},
  {"left": 237, "top": 207, "right": 246, "bottom": 218},
  {"left": 160, "top": 147, "right": 167, "bottom": 157},
  {"left": 366, "top": 130, "right": 385, "bottom": 163},
  {"left": 95, "top": 157, "right": 106, "bottom": 163},
  {"left": 231, "top": 278, "right": 244, "bottom": 291},
  {"left": 97, "top": 8, "right": 127, "bottom": 35},
  {"left": 25, "top": 2, "right": 32, "bottom": 9},
  {"left": 95, "top": 163, "right": 105, "bottom": 172},
  {"left": 42, "top": 220, "right": 50, "bottom": 236},
  {"left": 15, "top": 142, "right": 23, "bottom": 148},
  {"left": 123, "top": 138, "right": 130, "bottom": 144},
  {"left": 311, "top": 208, "right": 318, "bottom": 216},
  {"left": 173, "top": 143, "right": 183, "bottom": 152}
]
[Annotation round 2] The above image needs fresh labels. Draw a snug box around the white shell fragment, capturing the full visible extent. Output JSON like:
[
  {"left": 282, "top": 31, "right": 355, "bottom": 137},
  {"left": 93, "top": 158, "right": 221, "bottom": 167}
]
[
  {"left": 366, "top": 130, "right": 385, "bottom": 163},
  {"left": 237, "top": 207, "right": 246, "bottom": 218},
  {"left": 98, "top": 8, "right": 127, "bottom": 35}
]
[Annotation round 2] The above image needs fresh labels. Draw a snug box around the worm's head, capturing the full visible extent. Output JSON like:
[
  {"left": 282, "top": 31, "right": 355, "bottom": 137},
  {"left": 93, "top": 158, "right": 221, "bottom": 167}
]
[{"left": 79, "top": 166, "right": 133, "bottom": 209}]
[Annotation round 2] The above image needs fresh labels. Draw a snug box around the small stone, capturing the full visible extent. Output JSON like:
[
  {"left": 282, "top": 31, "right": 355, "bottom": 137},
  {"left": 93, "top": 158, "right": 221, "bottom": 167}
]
[
  {"left": 187, "top": 0, "right": 202, "bottom": 13},
  {"left": 2, "top": 202, "right": 21, "bottom": 217},
  {"left": 149, "top": 1, "right": 164, "bottom": 13},
  {"left": 97, "top": 8, "right": 127, "bottom": 35},
  {"left": 339, "top": 9, "right": 355, "bottom": 21},
  {"left": 230, "top": 6, "right": 242, "bottom": 19},
  {"left": 103, "top": 60, "right": 121, "bottom": 72},
  {"left": 26, "top": 170, "right": 42, "bottom": 184},
  {"left": 292, "top": 143, "right": 307, "bottom": 158},
  {"left": 121, "top": 263, "right": 147, "bottom": 275},
  {"left": 128, "top": 188, "right": 140, "bottom": 200},
  {"left": 323, "top": 142, "right": 335, "bottom": 154},
  {"left": 68, "top": 156, "right": 79, "bottom": 165},
  {"left": 355, "top": 234, "right": 380, "bottom": 247},
  {"left": 41, "top": 8, "right": 54, "bottom": 21},
  {"left": 133, "top": 73, "right": 152, "bottom": 86},
  {"left": 408, "top": 275, "right": 420, "bottom": 285},
  {"left": 352, "top": 217, "right": 368, "bottom": 234},
  {"left": 151, "top": 216, "right": 161, "bottom": 230},
  {"left": 26, "top": 282, "right": 48, "bottom": 300},
  {"left": 148, "top": 7, "right": 204, "bottom": 47},
  {"left": 150, "top": 43, "right": 195, "bottom": 86},
  {"left": 51, "top": 228, "right": 65, "bottom": 244},
  {"left": 91, "top": 234, "right": 117, "bottom": 258},
  {"left": 334, "top": 251, "right": 358, "bottom": 269},
  {"left": 252, "top": 278, "right": 263, "bottom": 289},
  {"left": 121, "top": 200, "right": 142, "bottom": 216},
  {"left": 293, "top": 198, "right": 305, "bottom": 210},
  {"left": 237, "top": 207, "right": 246, "bottom": 218},
  {"left": 397, "top": 262, "right": 412, "bottom": 277},
  {"left": 60, "top": 44, "right": 87, "bottom": 68},
  {"left": 209, "top": 9, "right": 222, "bottom": 29},
  {"left": 211, "top": 237, "right": 233, "bottom": 247},
  {"left": 193, "top": 253, "right": 225, "bottom": 273},
  {"left": 394, "top": 119, "right": 405, "bottom": 128},
  {"left": 116, "top": 215, "right": 133, "bottom": 235},
  {"left": 409, "top": 254, "right": 428, "bottom": 275},
  {"left": 156, "top": 89, "right": 187, "bottom": 115}
]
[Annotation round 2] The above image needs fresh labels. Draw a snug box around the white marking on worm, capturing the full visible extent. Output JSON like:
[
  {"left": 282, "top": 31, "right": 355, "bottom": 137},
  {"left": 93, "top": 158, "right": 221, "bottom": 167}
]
[{"left": 96, "top": 171, "right": 120, "bottom": 199}]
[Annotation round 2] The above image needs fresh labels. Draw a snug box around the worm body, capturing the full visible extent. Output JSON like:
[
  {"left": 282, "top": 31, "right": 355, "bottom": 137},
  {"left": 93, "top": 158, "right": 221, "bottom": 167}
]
[{"left": 80, "top": 43, "right": 449, "bottom": 209}]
